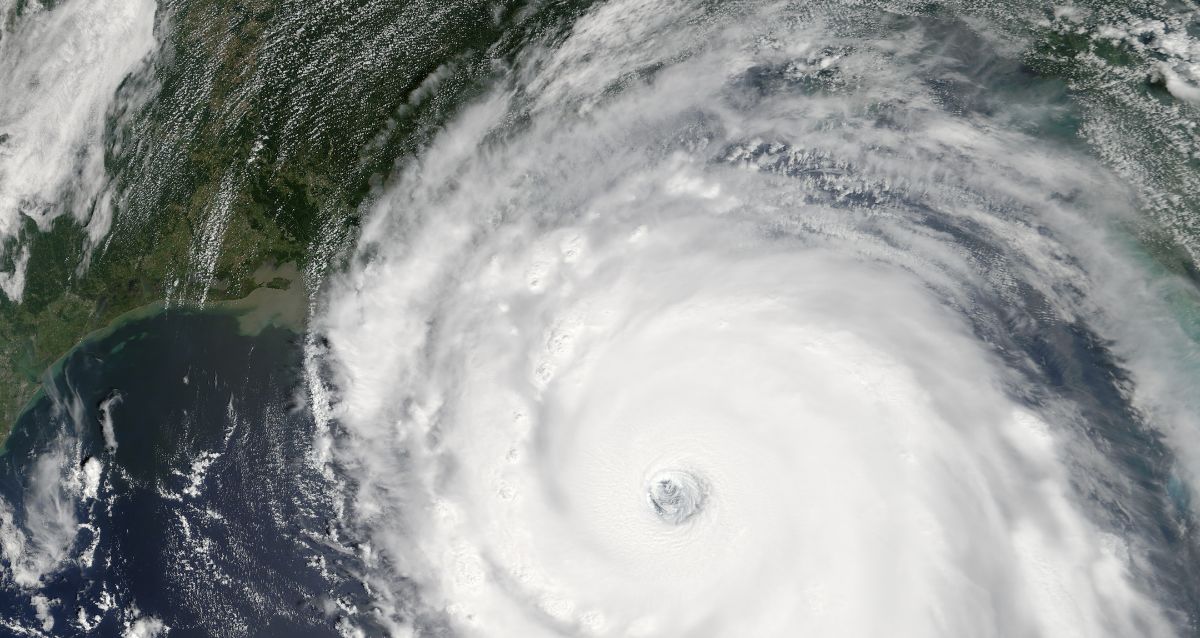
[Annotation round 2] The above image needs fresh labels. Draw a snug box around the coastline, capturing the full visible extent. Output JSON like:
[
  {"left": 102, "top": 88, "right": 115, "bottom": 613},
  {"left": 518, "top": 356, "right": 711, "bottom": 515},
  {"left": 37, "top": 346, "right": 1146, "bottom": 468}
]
[{"left": 2, "top": 261, "right": 308, "bottom": 450}]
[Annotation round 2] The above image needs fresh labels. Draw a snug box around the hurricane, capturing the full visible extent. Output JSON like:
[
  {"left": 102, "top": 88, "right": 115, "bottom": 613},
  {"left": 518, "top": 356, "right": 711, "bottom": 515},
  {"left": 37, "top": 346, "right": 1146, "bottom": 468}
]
[
  {"left": 1, "top": 0, "right": 1199, "bottom": 635},
  {"left": 307, "top": 1, "right": 1200, "bottom": 636}
]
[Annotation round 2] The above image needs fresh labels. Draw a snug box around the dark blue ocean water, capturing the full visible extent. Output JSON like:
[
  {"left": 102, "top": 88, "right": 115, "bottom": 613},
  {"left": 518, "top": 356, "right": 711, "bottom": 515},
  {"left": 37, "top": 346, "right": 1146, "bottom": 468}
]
[{"left": 0, "top": 310, "right": 366, "bottom": 637}]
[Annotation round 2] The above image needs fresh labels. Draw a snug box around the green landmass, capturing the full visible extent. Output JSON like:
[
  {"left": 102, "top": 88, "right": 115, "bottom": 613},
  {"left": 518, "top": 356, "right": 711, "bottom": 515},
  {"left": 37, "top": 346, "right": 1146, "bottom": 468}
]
[
  {"left": 4, "top": 0, "right": 1196, "bottom": 441},
  {"left": 0, "top": 0, "right": 591, "bottom": 438}
]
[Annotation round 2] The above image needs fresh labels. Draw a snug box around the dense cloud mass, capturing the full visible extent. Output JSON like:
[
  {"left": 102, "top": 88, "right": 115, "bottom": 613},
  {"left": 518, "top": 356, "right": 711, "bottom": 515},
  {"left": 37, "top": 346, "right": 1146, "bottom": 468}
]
[
  {"left": 0, "top": 0, "right": 156, "bottom": 301},
  {"left": 310, "top": 1, "right": 1200, "bottom": 636},
  {"left": 3, "top": 0, "right": 1199, "bottom": 634}
]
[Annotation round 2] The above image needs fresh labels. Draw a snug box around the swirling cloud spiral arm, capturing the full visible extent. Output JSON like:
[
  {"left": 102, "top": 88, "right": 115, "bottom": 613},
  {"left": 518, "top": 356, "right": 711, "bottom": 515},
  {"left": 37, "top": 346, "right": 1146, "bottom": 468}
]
[{"left": 311, "top": 2, "right": 1196, "bottom": 636}]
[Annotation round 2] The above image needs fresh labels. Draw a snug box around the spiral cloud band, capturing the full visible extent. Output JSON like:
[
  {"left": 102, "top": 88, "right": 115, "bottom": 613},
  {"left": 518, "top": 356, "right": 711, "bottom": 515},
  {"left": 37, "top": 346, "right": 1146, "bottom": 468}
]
[{"left": 311, "top": 1, "right": 1198, "bottom": 635}]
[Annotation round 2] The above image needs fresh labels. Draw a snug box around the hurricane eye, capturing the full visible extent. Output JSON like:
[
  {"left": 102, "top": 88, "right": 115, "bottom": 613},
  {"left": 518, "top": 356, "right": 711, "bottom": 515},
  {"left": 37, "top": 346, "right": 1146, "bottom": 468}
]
[{"left": 647, "top": 470, "right": 705, "bottom": 525}]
